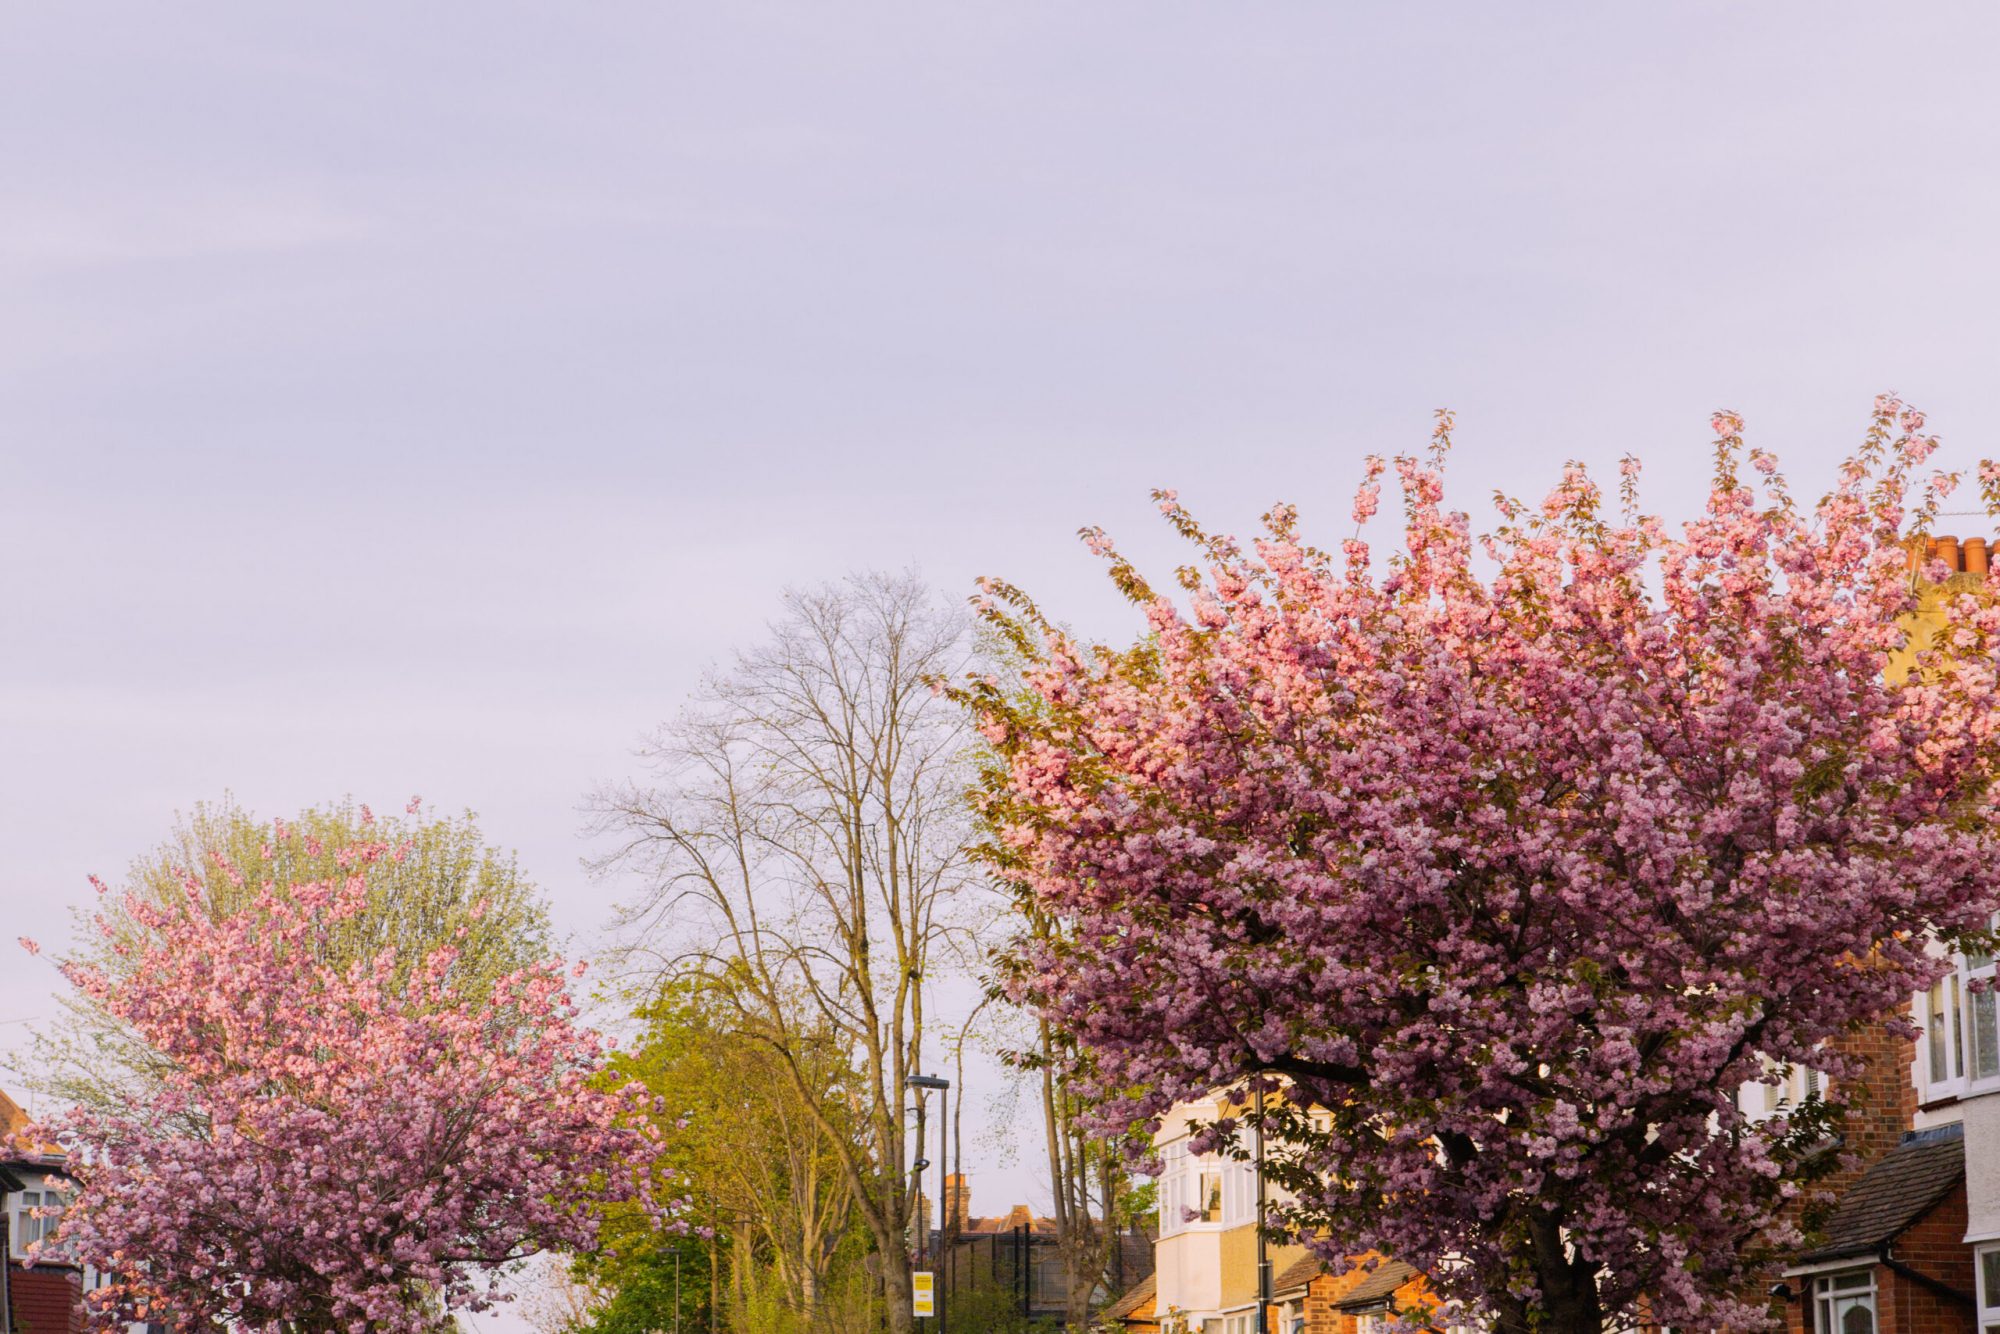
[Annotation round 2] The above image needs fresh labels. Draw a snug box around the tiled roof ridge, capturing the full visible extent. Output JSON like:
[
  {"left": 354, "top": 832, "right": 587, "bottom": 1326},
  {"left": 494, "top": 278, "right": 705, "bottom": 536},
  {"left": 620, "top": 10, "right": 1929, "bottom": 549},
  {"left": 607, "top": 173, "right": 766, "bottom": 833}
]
[
  {"left": 1270, "top": 1254, "right": 1327, "bottom": 1296},
  {"left": 1794, "top": 1125, "right": 1966, "bottom": 1264},
  {"left": 1902, "top": 1121, "right": 1964, "bottom": 1146},
  {"left": 1331, "top": 1259, "right": 1423, "bottom": 1311},
  {"left": 1103, "top": 1273, "right": 1156, "bottom": 1321}
]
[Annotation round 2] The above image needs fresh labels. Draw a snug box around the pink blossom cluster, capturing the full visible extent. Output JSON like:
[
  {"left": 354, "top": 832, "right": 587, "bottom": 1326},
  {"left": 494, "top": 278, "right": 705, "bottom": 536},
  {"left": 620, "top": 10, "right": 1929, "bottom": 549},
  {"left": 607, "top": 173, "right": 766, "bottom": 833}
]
[
  {"left": 965, "top": 399, "right": 2000, "bottom": 1329},
  {"left": 24, "top": 829, "right": 679, "bottom": 1334}
]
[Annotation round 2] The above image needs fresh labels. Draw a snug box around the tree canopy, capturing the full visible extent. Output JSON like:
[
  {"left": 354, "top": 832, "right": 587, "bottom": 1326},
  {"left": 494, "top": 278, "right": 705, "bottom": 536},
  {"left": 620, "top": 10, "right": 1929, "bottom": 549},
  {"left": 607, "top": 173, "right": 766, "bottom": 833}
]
[
  {"left": 961, "top": 399, "right": 2000, "bottom": 1332},
  {"left": 13, "top": 795, "right": 554, "bottom": 1119},
  {"left": 29, "top": 820, "right": 670, "bottom": 1334}
]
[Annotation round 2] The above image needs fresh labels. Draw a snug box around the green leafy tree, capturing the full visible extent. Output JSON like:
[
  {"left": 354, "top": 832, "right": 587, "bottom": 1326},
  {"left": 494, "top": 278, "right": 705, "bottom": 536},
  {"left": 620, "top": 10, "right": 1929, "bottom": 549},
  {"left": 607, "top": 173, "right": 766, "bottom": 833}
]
[{"left": 576, "top": 978, "right": 872, "bottom": 1334}]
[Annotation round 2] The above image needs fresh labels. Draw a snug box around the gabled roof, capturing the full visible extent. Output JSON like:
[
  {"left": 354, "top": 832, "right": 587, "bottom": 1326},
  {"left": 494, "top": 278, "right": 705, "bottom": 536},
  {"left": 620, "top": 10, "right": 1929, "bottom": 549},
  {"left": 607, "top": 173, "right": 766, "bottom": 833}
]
[
  {"left": 1332, "top": 1260, "right": 1422, "bottom": 1312},
  {"left": 1795, "top": 1122, "right": 1966, "bottom": 1265},
  {"left": 0, "top": 1087, "right": 29, "bottom": 1141},
  {"left": 1270, "top": 1255, "right": 1327, "bottom": 1297},
  {"left": 1103, "top": 1273, "right": 1155, "bottom": 1322}
]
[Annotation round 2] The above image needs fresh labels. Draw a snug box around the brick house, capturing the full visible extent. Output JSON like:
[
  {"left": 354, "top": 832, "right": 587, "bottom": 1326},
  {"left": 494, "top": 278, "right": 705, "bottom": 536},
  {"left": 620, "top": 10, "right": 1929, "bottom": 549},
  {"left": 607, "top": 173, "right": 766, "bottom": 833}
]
[
  {"left": 1135, "top": 973, "right": 1975, "bottom": 1333},
  {"left": 1781, "top": 1124, "right": 1973, "bottom": 1334},
  {"left": 1766, "top": 534, "right": 1999, "bottom": 1334},
  {"left": 1764, "top": 1002, "right": 1970, "bottom": 1334},
  {"left": 1273, "top": 1256, "right": 1434, "bottom": 1334},
  {"left": 2, "top": 1089, "right": 83, "bottom": 1334}
]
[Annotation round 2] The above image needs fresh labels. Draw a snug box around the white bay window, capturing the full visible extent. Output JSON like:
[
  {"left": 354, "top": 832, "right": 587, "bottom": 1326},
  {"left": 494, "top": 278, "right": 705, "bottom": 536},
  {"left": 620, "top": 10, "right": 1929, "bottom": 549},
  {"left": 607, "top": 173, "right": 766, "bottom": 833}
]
[{"left": 1924, "top": 943, "right": 2000, "bottom": 1098}]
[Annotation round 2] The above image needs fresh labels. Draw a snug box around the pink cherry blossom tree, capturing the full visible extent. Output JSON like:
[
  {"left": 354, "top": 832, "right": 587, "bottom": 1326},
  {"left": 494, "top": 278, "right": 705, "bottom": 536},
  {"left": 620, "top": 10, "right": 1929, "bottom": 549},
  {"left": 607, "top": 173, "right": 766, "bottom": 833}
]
[
  {"left": 20, "top": 822, "right": 679, "bottom": 1334},
  {"left": 962, "top": 399, "right": 2000, "bottom": 1333}
]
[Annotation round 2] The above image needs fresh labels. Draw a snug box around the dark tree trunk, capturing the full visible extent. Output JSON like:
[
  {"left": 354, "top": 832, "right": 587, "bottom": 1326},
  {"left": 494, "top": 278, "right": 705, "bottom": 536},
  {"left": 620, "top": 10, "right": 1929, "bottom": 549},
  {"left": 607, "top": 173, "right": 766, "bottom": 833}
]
[{"left": 1488, "top": 1211, "right": 1605, "bottom": 1334}]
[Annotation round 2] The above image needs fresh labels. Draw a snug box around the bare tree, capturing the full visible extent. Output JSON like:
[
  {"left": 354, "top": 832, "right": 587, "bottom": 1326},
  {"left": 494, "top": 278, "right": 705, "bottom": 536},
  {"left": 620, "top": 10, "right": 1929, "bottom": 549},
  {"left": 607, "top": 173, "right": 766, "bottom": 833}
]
[
  {"left": 516, "top": 1253, "right": 608, "bottom": 1334},
  {"left": 1038, "top": 1023, "right": 1139, "bottom": 1332},
  {"left": 593, "top": 572, "right": 983, "bottom": 1334}
]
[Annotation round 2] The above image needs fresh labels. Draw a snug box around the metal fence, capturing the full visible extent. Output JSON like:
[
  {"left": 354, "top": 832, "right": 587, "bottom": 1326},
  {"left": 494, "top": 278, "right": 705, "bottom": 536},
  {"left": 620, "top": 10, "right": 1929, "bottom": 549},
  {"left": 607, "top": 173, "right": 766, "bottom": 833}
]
[{"left": 941, "top": 1226, "right": 1152, "bottom": 1321}]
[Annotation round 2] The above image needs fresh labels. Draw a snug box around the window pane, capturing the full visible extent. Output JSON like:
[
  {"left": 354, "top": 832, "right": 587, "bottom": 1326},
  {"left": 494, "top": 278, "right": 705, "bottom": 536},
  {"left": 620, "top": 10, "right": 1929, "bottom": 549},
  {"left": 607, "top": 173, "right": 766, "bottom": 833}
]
[
  {"left": 1957, "top": 976, "right": 1968, "bottom": 1077},
  {"left": 1933, "top": 981, "right": 1952, "bottom": 1082},
  {"left": 1974, "top": 987, "right": 2000, "bottom": 1080},
  {"left": 1841, "top": 1301, "right": 1875, "bottom": 1334},
  {"left": 1984, "top": 1249, "right": 2000, "bottom": 1313}
]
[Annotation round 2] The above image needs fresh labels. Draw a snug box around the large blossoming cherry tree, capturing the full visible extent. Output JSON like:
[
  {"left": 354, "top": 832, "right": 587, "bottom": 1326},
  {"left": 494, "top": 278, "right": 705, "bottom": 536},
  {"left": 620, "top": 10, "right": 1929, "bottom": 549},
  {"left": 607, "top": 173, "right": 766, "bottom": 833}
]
[
  {"left": 962, "top": 400, "right": 2000, "bottom": 1332},
  {"left": 20, "top": 812, "right": 677, "bottom": 1334}
]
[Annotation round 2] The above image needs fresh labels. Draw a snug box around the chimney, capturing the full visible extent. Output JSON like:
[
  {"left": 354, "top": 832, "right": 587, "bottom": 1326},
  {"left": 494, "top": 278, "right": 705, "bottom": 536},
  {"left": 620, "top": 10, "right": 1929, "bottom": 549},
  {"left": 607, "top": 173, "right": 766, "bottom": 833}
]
[
  {"left": 944, "top": 1173, "right": 971, "bottom": 1234},
  {"left": 1821, "top": 1013, "right": 1919, "bottom": 1195}
]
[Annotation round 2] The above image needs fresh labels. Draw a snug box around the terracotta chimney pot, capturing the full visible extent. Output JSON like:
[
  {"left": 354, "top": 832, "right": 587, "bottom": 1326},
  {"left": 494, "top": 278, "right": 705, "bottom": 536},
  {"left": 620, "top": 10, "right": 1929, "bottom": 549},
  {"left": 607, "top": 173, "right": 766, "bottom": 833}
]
[
  {"left": 1967, "top": 537, "right": 1990, "bottom": 575},
  {"left": 1938, "top": 536, "right": 1962, "bottom": 572}
]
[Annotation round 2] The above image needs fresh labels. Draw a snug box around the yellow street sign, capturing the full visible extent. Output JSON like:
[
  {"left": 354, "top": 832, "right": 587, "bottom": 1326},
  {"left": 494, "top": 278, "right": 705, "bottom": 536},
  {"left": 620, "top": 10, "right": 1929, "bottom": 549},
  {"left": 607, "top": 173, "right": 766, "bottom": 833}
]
[{"left": 913, "top": 1271, "right": 935, "bottom": 1317}]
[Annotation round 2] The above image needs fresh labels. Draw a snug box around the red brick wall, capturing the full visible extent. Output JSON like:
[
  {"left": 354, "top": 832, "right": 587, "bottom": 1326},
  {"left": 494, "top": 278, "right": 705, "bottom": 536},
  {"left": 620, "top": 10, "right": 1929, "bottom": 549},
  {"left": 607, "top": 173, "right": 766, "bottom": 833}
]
[
  {"left": 1299, "top": 1266, "right": 1438, "bottom": 1334},
  {"left": 1773, "top": 1016, "right": 1926, "bottom": 1332},
  {"left": 1880, "top": 1182, "right": 1975, "bottom": 1334},
  {"left": 8, "top": 1265, "right": 83, "bottom": 1334},
  {"left": 1301, "top": 1262, "right": 1373, "bottom": 1334},
  {"left": 1832, "top": 1022, "right": 1922, "bottom": 1194}
]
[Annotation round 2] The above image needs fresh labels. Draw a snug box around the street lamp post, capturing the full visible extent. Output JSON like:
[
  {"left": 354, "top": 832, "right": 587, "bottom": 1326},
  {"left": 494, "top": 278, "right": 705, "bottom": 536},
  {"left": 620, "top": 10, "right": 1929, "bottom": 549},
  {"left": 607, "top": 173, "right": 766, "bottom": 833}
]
[
  {"left": 1253, "top": 1097, "right": 1270, "bottom": 1334},
  {"left": 908, "top": 1074, "right": 951, "bottom": 1334}
]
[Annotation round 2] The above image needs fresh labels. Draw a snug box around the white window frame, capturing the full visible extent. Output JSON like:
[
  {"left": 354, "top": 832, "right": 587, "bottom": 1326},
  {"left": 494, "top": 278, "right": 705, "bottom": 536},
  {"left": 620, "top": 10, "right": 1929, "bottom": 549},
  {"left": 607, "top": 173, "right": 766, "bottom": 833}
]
[
  {"left": 1977, "top": 1242, "right": 2000, "bottom": 1331},
  {"left": 1739, "top": 1053, "right": 1827, "bottom": 1123},
  {"left": 8, "top": 1175, "right": 71, "bottom": 1260},
  {"left": 1924, "top": 936, "right": 2000, "bottom": 1100},
  {"left": 1196, "top": 1168, "right": 1223, "bottom": 1223},
  {"left": 1159, "top": 1142, "right": 1189, "bottom": 1238},
  {"left": 1813, "top": 1268, "right": 1876, "bottom": 1334},
  {"left": 1158, "top": 1141, "right": 1263, "bottom": 1234}
]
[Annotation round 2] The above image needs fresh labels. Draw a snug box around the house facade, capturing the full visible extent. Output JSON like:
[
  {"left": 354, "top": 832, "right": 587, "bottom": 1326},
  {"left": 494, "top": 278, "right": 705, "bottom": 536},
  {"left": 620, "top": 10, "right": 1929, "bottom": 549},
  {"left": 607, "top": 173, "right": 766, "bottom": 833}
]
[
  {"left": 1152, "top": 1088, "right": 1312, "bottom": 1334},
  {"left": 1143, "top": 1090, "right": 1445, "bottom": 1334},
  {"left": 1769, "top": 537, "right": 2000, "bottom": 1334},
  {"left": 2, "top": 1088, "right": 83, "bottom": 1334},
  {"left": 1124, "top": 1022, "right": 1946, "bottom": 1334}
]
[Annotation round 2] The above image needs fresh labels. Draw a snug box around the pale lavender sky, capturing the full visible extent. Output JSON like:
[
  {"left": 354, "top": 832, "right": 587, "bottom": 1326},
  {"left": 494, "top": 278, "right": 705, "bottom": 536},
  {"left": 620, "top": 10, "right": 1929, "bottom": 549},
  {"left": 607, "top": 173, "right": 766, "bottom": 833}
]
[{"left": 6, "top": 0, "right": 2000, "bottom": 1304}]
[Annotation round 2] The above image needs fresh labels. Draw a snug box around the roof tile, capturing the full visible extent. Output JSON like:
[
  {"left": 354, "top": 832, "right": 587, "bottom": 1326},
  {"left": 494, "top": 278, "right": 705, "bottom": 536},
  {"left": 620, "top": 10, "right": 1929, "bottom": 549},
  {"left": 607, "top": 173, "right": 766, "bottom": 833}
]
[{"left": 1796, "top": 1123, "right": 1965, "bottom": 1264}]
